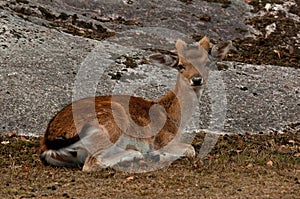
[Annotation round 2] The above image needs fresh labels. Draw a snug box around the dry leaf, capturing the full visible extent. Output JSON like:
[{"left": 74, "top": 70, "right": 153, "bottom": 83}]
[
  {"left": 288, "top": 140, "right": 295, "bottom": 145},
  {"left": 236, "top": 150, "right": 243, "bottom": 154},
  {"left": 246, "top": 163, "right": 253, "bottom": 168},
  {"left": 23, "top": 167, "right": 30, "bottom": 172},
  {"left": 126, "top": 176, "right": 134, "bottom": 181},
  {"left": 1, "top": 141, "right": 10, "bottom": 145},
  {"left": 242, "top": 43, "right": 253, "bottom": 47},
  {"left": 267, "top": 160, "right": 273, "bottom": 166},
  {"left": 20, "top": 136, "right": 29, "bottom": 141},
  {"left": 7, "top": 132, "right": 17, "bottom": 137},
  {"left": 273, "top": 50, "right": 281, "bottom": 59}
]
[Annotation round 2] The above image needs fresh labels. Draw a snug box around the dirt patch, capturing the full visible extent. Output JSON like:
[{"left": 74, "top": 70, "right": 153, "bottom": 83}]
[
  {"left": 6, "top": 0, "right": 115, "bottom": 40},
  {"left": 227, "top": 0, "right": 300, "bottom": 68},
  {"left": 1, "top": 131, "right": 299, "bottom": 198},
  {"left": 192, "top": 0, "right": 300, "bottom": 68}
]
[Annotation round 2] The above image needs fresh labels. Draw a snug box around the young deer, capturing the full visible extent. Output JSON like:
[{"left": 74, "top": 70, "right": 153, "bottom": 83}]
[{"left": 40, "top": 37, "right": 231, "bottom": 171}]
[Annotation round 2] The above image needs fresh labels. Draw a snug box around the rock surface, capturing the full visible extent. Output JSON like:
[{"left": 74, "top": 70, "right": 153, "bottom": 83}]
[{"left": 0, "top": 0, "right": 299, "bottom": 136}]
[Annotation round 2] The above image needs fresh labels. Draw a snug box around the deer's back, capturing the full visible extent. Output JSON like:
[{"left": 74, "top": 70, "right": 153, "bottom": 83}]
[{"left": 42, "top": 95, "right": 156, "bottom": 151}]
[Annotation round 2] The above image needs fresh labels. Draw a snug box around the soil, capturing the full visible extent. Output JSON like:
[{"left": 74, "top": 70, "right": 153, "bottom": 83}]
[
  {"left": 198, "top": 0, "right": 300, "bottom": 68},
  {"left": 0, "top": 0, "right": 300, "bottom": 198}
]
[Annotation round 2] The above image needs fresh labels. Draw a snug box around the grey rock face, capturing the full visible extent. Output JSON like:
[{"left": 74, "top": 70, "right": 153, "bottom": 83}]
[{"left": 0, "top": 0, "right": 299, "bottom": 136}]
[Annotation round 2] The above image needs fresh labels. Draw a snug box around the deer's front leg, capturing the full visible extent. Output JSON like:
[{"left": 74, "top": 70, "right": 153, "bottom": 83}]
[
  {"left": 156, "top": 140, "right": 196, "bottom": 162},
  {"left": 82, "top": 134, "right": 151, "bottom": 172},
  {"left": 102, "top": 147, "right": 144, "bottom": 168},
  {"left": 83, "top": 147, "right": 144, "bottom": 172}
]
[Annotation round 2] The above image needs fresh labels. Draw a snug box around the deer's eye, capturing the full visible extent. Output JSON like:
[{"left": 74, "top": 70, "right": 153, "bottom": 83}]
[{"left": 177, "top": 64, "right": 185, "bottom": 72}]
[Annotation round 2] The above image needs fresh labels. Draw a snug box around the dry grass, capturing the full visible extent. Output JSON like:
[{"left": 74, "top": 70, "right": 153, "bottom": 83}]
[{"left": 1, "top": 131, "right": 299, "bottom": 198}]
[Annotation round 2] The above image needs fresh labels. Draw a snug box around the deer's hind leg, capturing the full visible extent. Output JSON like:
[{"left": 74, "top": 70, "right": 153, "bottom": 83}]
[
  {"left": 40, "top": 124, "right": 104, "bottom": 167},
  {"left": 83, "top": 134, "right": 151, "bottom": 171}
]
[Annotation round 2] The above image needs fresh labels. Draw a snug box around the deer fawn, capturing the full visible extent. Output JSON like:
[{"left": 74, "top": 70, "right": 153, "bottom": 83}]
[{"left": 40, "top": 37, "right": 231, "bottom": 171}]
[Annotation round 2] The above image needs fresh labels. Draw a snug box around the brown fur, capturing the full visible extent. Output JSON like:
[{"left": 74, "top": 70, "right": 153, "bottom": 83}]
[{"left": 41, "top": 91, "right": 184, "bottom": 152}]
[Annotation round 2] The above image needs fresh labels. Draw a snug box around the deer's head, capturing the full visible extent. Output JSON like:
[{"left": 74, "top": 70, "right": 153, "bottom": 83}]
[
  {"left": 149, "top": 36, "right": 232, "bottom": 94},
  {"left": 175, "top": 38, "right": 209, "bottom": 92}
]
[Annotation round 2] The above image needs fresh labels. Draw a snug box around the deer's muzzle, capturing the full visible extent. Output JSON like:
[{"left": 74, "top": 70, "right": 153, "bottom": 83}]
[{"left": 190, "top": 75, "right": 203, "bottom": 86}]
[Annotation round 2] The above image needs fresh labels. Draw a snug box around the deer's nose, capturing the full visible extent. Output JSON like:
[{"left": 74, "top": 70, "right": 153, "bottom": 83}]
[{"left": 190, "top": 76, "right": 203, "bottom": 86}]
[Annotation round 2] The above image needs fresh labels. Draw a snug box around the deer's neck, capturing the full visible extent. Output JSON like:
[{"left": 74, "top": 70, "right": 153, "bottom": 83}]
[{"left": 156, "top": 74, "right": 198, "bottom": 125}]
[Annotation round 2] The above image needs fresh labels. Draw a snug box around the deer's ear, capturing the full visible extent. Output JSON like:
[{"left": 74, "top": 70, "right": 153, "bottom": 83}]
[
  {"left": 198, "top": 36, "right": 210, "bottom": 52},
  {"left": 149, "top": 54, "right": 178, "bottom": 68},
  {"left": 211, "top": 40, "right": 232, "bottom": 61},
  {"left": 176, "top": 39, "right": 187, "bottom": 56}
]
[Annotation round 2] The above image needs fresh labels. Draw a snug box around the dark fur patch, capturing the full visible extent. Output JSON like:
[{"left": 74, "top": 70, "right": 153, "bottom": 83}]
[{"left": 45, "top": 135, "right": 80, "bottom": 150}]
